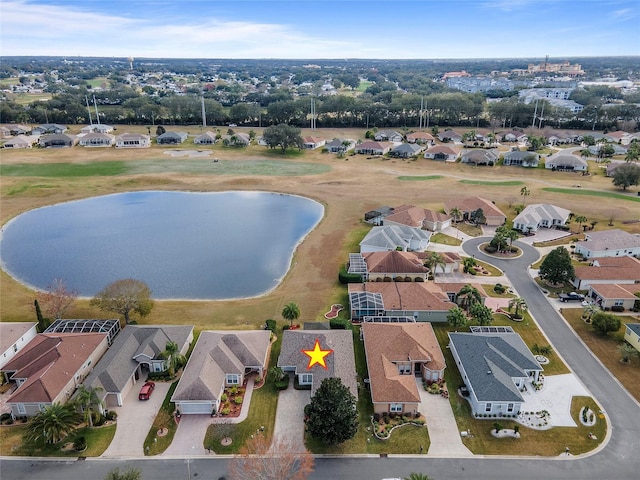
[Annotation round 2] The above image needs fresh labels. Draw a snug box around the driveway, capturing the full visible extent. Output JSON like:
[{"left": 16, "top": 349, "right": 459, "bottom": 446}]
[
  {"left": 163, "top": 414, "right": 210, "bottom": 456},
  {"left": 101, "top": 381, "right": 171, "bottom": 457},
  {"left": 271, "top": 376, "right": 309, "bottom": 452}
]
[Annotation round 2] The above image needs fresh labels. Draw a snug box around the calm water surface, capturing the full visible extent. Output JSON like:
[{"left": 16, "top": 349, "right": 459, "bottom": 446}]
[{"left": 0, "top": 191, "right": 323, "bottom": 299}]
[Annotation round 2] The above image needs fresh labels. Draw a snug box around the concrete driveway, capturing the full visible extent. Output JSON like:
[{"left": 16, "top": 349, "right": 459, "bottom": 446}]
[
  {"left": 271, "top": 377, "right": 309, "bottom": 452},
  {"left": 163, "top": 414, "right": 210, "bottom": 456},
  {"left": 101, "top": 381, "right": 171, "bottom": 457}
]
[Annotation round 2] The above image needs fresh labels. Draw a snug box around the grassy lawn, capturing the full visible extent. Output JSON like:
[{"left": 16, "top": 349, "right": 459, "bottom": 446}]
[
  {"left": 0, "top": 423, "right": 116, "bottom": 457},
  {"left": 473, "top": 259, "right": 503, "bottom": 277},
  {"left": 562, "top": 308, "right": 640, "bottom": 402},
  {"left": 433, "top": 325, "right": 601, "bottom": 456},
  {"left": 456, "top": 223, "right": 483, "bottom": 237},
  {"left": 459, "top": 180, "right": 524, "bottom": 186},
  {"left": 144, "top": 380, "right": 180, "bottom": 455},
  {"left": 430, "top": 232, "right": 462, "bottom": 246},
  {"left": 0, "top": 159, "right": 331, "bottom": 178},
  {"left": 204, "top": 335, "right": 281, "bottom": 454},
  {"left": 541, "top": 187, "right": 640, "bottom": 203},
  {"left": 306, "top": 327, "right": 430, "bottom": 455},
  {"left": 397, "top": 175, "right": 444, "bottom": 181}
]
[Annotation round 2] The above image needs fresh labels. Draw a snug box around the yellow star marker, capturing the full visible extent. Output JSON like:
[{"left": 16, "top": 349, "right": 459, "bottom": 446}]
[{"left": 302, "top": 339, "right": 333, "bottom": 370}]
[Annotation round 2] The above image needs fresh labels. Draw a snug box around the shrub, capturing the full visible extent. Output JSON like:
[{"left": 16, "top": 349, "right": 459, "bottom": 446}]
[
  {"left": 220, "top": 408, "right": 231, "bottom": 415},
  {"left": 330, "top": 318, "right": 347, "bottom": 329},
  {"left": 494, "top": 284, "right": 506, "bottom": 294},
  {"left": 415, "top": 277, "right": 424, "bottom": 282},
  {"left": 468, "top": 269, "right": 477, "bottom": 275},
  {"left": 484, "top": 245, "right": 498, "bottom": 254},
  {"left": 282, "top": 324, "right": 290, "bottom": 331},
  {"left": 92, "top": 411, "right": 105, "bottom": 427},
  {"left": 611, "top": 305, "right": 624, "bottom": 312},
  {"left": 373, "top": 413, "right": 380, "bottom": 422},
  {"left": 275, "top": 374, "right": 290, "bottom": 390},
  {"left": 73, "top": 436, "right": 87, "bottom": 451},
  {"left": 105, "top": 410, "right": 117, "bottom": 421},
  {"left": 394, "top": 276, "right": 404, "bottom": 282},
  {"left": 220, "top": 393, "right": 228, "bottom": 402},
  {"left": 265, "top": 319, "right": 276, "bottom": 332},
  {"left": 383, "top": 277, "right": 392, "bottom": 282},
  {"left": 339, "top": 265, "right": 363, "bottom": 284},
  {"left": 234, "top": 396, "right": 243, "bottom": 405},
  {"left": 229, "top": 386, "right": 238, "bottom": 395},
  {"left": 0, "top": 413, "right": 11, "bottom": 422}
]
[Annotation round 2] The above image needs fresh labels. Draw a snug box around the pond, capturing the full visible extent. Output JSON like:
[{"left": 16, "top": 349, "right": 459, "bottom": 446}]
[{"left": 0, "top": 191, "right": 323, "bottom": 300}]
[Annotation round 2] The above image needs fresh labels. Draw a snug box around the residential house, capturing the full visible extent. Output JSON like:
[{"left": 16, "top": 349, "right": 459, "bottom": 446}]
[
  {"left": 374, "top": 130, "right": 403, "bottom": 142},
  {"left": 545, "top": 154, "right": 588, "bottom": 172},
  {"left": 604, "top": 131, "right": 633, "bottom": 145},
  {"left": 359, "top": 250, "right": 430, "bottom": 282},
  {"left": 0, "top": 126, "right": 11, "bottom": 138},
  {"left": 7, "top": 125, "right": 31, "bottom": 136},
  {"left": 588, "top": 144, "right": 627, "bottom": 157},
  {"left": 325, "top": 138, "right": 355, "bottom": 154},
  {"left": 426, "top": 251, "right": 462, "bottom": 274},
  {"left": 2, "top": 134, "right": 39, "bottom": 148},
  {"left": 32, "top": 124, "right": 67, "bottom": 135},
  {"left": 572, "top": 256, "right": 640, "bottom": 289},
  {"left": 448, "top": 329, "right": 543, "bottom": 416},
  {"left": 78, "top": 132, "right": 115, "bottom": 147},
  {"left": 587, "top": 283, "right": 639, "bottom": 311},
  {"left": 406, "top": 132, "right": 435, "bottom": 144},
  {"left": 80, "top": 124, "right": 114, "bottom": 134},
  {"left": 501, "top": 131, "right": 528, "bottom": 143},
  {"left": 364, "top": 206, "right": 395, "bottom": 225},
  {"left": 359, "top": 225, "right": 431, "bottom": 253},
  {"left": 437, "top": 130, "right": 463, "bottom": 143},
  {"left": 390, "top": 143, "right": 424, "bottom": 158},
  {"left": 355, "top": 140, "right": 392, "bottom": 156},
  {"left": 383, "top": 205, "right": 451, "bottom": 232},
  {"left": 156, "top": 131, "right": 188, "bottom": 144},
  {"left": 223, "top": 132, "right": 250, "bottom": 146},
  {"left": 348, "top": 282, "right": 460, "bottom": 322},
  {"left": 623, "top": 324, "right": 640, "bottom": 354},
  {"left": 115, "top": 133, "right": 151, "bottom": 148},
  {"left": 171, "top": 330, "right": 270, "bottom": 415},
  {"left": 82, "top": 325, "right": 193, "bottom": 408},
  {"left": 444, "top": 197, "right": 506, "bottom": 226},
  {"left": 574, "top": 229, "right": 640, "bottom": 259},
  {"left": 605, "top": 160, "right": 625, "bottom": 177},
  {"left": 512, "top": 204, "right": 571, "bottom": 233},
  {"left": 0, "top": 323, "right": 38, "bottom": 371},
  {"left": 2, "top": 333, "right": 109, "bottom": 418},
  {"left": 460, "top": 149, "right": 499, "bottom": 166},
  {"left": 423, "top": 145, "right": 460, "bottom": 162},
  {"left": 39, "top": 133, "right": 77, "bottom": 148},
  {"left": 302, "top": 136, "right": 326, "bottom": 150},
  {"left": 278, "top": 330, "right": 357, "bottom": 396},
  {"left": 503, "top": 151, "right": 539, "bottom": 167},
  {"left": 363, "top": 322, "right": 446, "bottom": 415},
  {"left": 194, "top": 131, "right": 218, "bottom": 144}
]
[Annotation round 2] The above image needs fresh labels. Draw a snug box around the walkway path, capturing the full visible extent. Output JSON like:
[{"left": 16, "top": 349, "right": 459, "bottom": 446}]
[
  {"left": 271, "top": 376, "right": 309, "bottom": 452},
  {"left": 416, "top": 378, "right": 473, "bottom": 457}
]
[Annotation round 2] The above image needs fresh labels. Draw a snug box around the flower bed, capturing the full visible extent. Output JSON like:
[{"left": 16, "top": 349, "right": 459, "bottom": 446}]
[
  {"left": 217, "top": 385, "right": 246, "bottom": 417},
  {"left": 371, "top": 413, "right": 425, "bottom": 440},
  {"left": 324, "top": 304, "right": 344, "bottom": 319}
]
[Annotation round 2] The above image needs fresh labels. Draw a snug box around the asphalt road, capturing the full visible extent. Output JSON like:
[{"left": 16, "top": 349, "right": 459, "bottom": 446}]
[{"left": 1, "top": 238, "right": 639, "bottom": 480}]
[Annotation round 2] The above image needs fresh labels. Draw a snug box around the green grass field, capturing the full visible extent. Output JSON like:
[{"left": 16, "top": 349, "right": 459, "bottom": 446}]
[
  {"left": 541, "top": 187, "right": 640, "bottom": 202},
  {"left": 459, "top": 180, "right": 525, "bottom": 186},
  {"left": 397, "top": 175, "right": 444, "bottom": 181}
]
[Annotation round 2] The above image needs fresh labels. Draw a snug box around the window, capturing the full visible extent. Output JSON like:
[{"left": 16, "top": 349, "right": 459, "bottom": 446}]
[
  {"left": 390, "top": 403, "right": 403, "bottom": 413},
  {"left": 226, "top": 374, "right": 240, "bottom": 385},
  {"left": 16, "top": 404, "right": 26, "bottom": 414},
  {"left": 507, "top": 403, "right": 514, "bottom": 413},
  {"left": 398, "top": 364, "right": 411, "bottom": 375},
  {"left": 485, "top": 403, "right": 492, "bottom": 412},
  {"left": 301, "top": 374, "right": 312, "bottom": 385},
  {"left": 39, "top": 404, "right": 47, "bottom": 412}
]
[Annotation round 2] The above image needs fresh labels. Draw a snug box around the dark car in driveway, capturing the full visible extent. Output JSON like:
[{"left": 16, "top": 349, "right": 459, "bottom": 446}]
[{"left": 138, "top": 381, "right": 155, "bottom": 400}]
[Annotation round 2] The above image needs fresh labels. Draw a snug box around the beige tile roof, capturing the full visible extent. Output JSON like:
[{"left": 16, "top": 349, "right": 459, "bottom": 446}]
[
  {"left": 589, "top": 283, "right": 639, "bottom": 299},
  {"left": 363, "top": 251, "right": 429, "bottom": 275},
  {"left": 444, "top": 197, "right": 506, "bottom": 219},
  {"left": 363, "top": 323, "right": 445, "bottom": 403},
  {"left": 574, "top": 257, "right": 640, "bottom": 281},
  {"left": 358, "top": 282, "right": 455, "bottom": 311}
]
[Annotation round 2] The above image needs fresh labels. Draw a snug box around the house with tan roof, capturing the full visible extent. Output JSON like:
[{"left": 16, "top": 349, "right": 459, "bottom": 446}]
[
  {"left": 444, "top": 197, "right": 506, "bottom": 226},
  {"left": 384, "top": 205, "right": 451, "bottom": 232},
  {"left": 302, "top": 136, "right": 326, "bottom": 150},
  {"left": 587, "top": 283, "right": 639, "bottom": 311},
  {"left": 194, "top": 131, "right": 218, "bottom": 144},
  {"left": 572, "top": 256, "right": 640, "bottom": 289},
  {"left": 2, "top": 333, "right": 109, "bottom": 418},
  {"left": 363, "top": 322, "right": 445, "bottom": 415},
  {"left": 78, "top": 131, "right": 115, "bottom": 147},
  {"left": 575, "top": 229, "right": 640, "bottom": 259},
  {"left": 355, "top": 140, "right": 392, "bottom": 155},
  {"left": 0, "top": 322, "right": 38, "bottom": 371},
  {"left": 171, "top": 330, "right": 270, "bottom": 415},
  {"left": 2, "top": 134, "right": 39, "bottom": 148},
  {"left": 360, "top": 250, "right": 430, "bottom": 282},
  {"left": 278, "top": 330, "right": 357, "bottom": 397},
  {"left": 115, "top": 133, "right": 151, "bottom": 148},
  {"left": 39, "top": 133, "right": 77, "bottom": 148},
  {"left": 545, "top": 154, "right": 587, "bottom": 172},
  {"left": 424, "top": 145, "right": 460, "bottom": 161},
  {"left": 407, "top": 131, "right": 435, "bottom": 144},
  {"left": 374, "top": 130, "right": 403, "bottom": 142}
]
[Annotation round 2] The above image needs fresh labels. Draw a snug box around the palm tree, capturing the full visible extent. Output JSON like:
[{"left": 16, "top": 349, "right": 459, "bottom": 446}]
[
  {"left": 520, "top": 186, "right": 531, "bottom": 206},
  {"left": 574, "top": 215, "right": 588, "bottom": 233},
  {"left": 74, "top": 385, "right": 104, "bottom": 428},
  {"left": 506, "top": 229, "right": 519, "bottom": 247},
  {"left": 424, "top": 252, "right": 446, "bottom": 278},
  {"left": 457, "top": 285, "right": 482, "bottom": 313},
  {"left": 462, "top": 256, "right": 477, "bottom": 273},
  {"left": 446, "top": 307, "right": 467, "bottom": 328},
  {"left": 162, "top": 341, "right": 185, "bottom": 377},
  {"left": 282, "top": 301, "right": 301, "bottom": 328},
  {"left": 618, "top": 343, "right": 639, "bottom": 363},
  {"left": 582, "top": 302, "right": 598, "bottom": 322},
  {"left": 449, "top": 207, "right": 462, "bottom": 225},
  {"left": 25, "top": 403, "right": 81, "bottom": 445},
  {"left": 508, "top": 297, "right": 528, "bottom": 318},
  {"left": 404, "top": 474, "right": 432, "bottom": 480}
]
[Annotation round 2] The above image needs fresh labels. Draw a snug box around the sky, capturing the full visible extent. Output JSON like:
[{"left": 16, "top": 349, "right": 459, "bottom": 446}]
[{"left": 1, "top": 0, "right": 638, "bottom": 59}]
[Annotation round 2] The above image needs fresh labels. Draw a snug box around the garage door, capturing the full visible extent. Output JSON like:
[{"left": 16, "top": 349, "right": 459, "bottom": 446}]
[{"left": 178, "top": 402, "right": 213, "bottom": 415}]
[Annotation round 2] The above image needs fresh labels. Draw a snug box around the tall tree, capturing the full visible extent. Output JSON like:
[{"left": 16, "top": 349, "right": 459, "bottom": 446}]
[
  {"left": 520, "top": 186, "right": 531, "bottom": 206},
  {"left": 470, "top": 303, "right": 493, "bottom": 326},
  {"left": 25, "top": 403, "right": 81, "bottom": 445},
  {"left": 449, "top": 207, "right": 462, "bottom": 225},
  {"left": 34, "top": 299, "right": 50, "bottom": 333},
  {"left": 282, "top": 302, "right": 301, "bottom": 328},
  {"left": 574, "top": 215, "right": 588, "bottom": 233},
  {"left": 591, "top": 312, "right": 621, "bottom": 337},
  {"left": 539, "top": 247, "right": 574, "bottom": 286},
  {"left": 446, "top": 307, "right": 468, "bottom": 328},
  {"left": 74, "top": 385, "right": 104, "bottom": 428},
  {"left": 424, "top": 251, "right": 446, "bottom": 278},
  {"left": 36, "top": 278, "right": 77, "bottom": 321},
  {"left": 470, "top": 208, "right": 486, "bottom": 226},
  {"left": 90, "top": 278, "right": 154, "bottom": 324},
  {"left": 457, "top": 285, "right": 483, "bottom": 313},
  {"left": 612, "top": 162, "right": 640, "bottom": 190},
  {"left": 305, "top": 377, "right": 358, "bottom": 445},
  {"left": 162, "top": 341, "right": 185, "bottom": 377},
  {"left": 262, "top": 123, "right": 303, "bottom": 153},
  {"left": 228, "top": 434, "right": 314, "bottom": 480}
]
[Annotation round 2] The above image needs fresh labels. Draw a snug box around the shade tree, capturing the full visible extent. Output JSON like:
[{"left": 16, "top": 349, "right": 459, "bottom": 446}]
[
  {"left": 90, "top": 278, "right": 154, "bottom": 324},
  {"left": 304, "top": 377, "right": 358, "bottom": 445}
]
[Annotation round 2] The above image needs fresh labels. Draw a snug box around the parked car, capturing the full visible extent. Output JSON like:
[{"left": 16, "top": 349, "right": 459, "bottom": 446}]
[
  {"left": 559, "top": 292, "right": 585, "bottom": 302},
  {"left": 139, "top": 381, "right": 155, "bottom": 400}
]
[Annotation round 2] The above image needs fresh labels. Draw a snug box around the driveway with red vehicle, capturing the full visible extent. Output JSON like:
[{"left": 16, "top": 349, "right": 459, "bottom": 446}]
[{"left": 101, "top": 380, "right": 171, "bottom": 457}]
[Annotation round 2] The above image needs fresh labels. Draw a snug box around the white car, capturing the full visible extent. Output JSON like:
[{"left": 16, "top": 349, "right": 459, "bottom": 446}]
[{"left": 581, "top": 300, "right": 592, "bottom": 307}]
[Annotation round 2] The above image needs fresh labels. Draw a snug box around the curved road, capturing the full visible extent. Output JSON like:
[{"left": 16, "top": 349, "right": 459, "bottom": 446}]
[{"left": 1, "top": 239, "right": 639, "bottom": 479}]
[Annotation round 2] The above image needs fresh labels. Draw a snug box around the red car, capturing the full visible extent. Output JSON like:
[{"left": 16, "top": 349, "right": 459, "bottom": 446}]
[{"left": 138, "top": 381, "right": 155, "bottom": 400}]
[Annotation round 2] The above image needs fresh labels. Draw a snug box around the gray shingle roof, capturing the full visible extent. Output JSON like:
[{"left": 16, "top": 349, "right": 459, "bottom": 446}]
[{"left": 448, "top": 332, "right": 542, "bottom": 403}]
